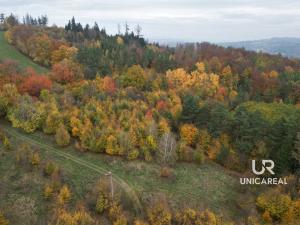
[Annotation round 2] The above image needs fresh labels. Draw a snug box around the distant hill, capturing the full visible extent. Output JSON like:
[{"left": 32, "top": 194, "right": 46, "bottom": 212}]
[{"left": 220, "top": 37, "right": 300, "bottom": 59}]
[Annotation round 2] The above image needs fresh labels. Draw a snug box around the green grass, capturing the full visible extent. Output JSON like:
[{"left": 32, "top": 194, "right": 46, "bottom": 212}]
[
  {"left": 0, "top": 31, "right": 48, "bottom": 73},
  {"left": 0, "top": 121, "right": 258, "bottom": 222}
]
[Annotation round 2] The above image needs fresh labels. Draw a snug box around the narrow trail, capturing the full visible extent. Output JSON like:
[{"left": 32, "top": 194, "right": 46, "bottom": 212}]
[{"left": 2, "top": 124, "right": 143, "bottom": 213}]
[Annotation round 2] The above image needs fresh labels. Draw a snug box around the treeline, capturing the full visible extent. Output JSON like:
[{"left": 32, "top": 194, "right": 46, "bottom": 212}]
[
  {"left": 0, "top": 60, "right": 300, "bottom": 174},
  {"left": 0, "top": 13, "right": 48, "bottom": 29}
]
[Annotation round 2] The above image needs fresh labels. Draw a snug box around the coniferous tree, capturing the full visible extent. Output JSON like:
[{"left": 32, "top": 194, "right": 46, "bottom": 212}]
[
  {"left": 293, "top": 133, "right": 300, "bottom": 169},
  {"left": 84, "top": 24, "right": 90, "bottom": 39},
  {"left": 93, "top": 22, "right": 100, "bottom": 39},
  {"left": 71, "top": 16, "right": 76, "bottom": 31},
  {"left": 0, "top": 13, "right": 4, "bottom": 23},
  {"left": 180, "top": 94, "right": 200, "bottom": 125},
  {"left": 65, "top": 20, "right": 71, "bottom": 31}
]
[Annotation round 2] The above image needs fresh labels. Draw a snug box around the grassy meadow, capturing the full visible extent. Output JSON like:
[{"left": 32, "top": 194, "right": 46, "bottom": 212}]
[{"left": 0, "top": 31, "right": 48, "bottom": 73}]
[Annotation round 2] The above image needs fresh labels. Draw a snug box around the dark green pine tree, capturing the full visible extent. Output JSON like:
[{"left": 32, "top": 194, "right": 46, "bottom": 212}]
[
  {"left": 65, "top": 20, "right": 71, "bottom": 31},
  {"left": 71, "top": 16, "right": 76, "bottom": 32},
  {"left": 84, "top": 24, "right": 90, "bottom": 39},
  {"left": 93, "top": 22, "right": 100, "bottom": 39},
  {"left": 292, "top": 132, "right": 300, "bottom": 195},
  {"left": 232, "top": 106, "right": 268, "bottom": 155},
  {"left": 270, "top": 118, "right": 296, "bottom": 174},
  {"left": 293, "top": 132, "right": 300, "bottom": 168},
  {"left": 180, "top": 94, "right": 201, "bottom": 125}
]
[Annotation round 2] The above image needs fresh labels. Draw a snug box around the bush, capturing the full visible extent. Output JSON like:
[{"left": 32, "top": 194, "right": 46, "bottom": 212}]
[
  {"left": 3, "top": 136, "right": 10, "bottom": 150},
  {"left": 30, "top": 151, "right": 40, "bottom": 167},
  {"left": 95, "top": 192, "right": 109, "bottom": 214},
  {"left": 43, "top": 161, "right": 57, "bottom": 176},
  {"left": 256, "top": 191, "right": 292, "bottom": 221},
  {"left": 43, "top": 184, "right": 54, "bottom": 200},
  {"left": 19, "top": 72, "right": 52, "bottom": 97},
  {"left": 147, "top": 202, "right": 172, "bottom": 225},
  {"left": 262, "top": 211, "right": 272, "bottom": 223},
  {"left": 160, "top": 167, "right": 173, "bottom": 178},
  {"left": 0, "top": 212, "right": 9, "bottom": 225},
  {"left": 194, "top": 148, "right": 204, "bottom": 164},
  {"left": 178, "top": 142, "right": 194, "bottom": 162},
  {"left": 55, "top": 124, "right": 70, "bottom": 147},
  {"left": 57, "top": 185, "right": 71, "bottom": 205},
  {"left": 127, "top": 149, "right": 139, "bottom": 160},
  {"left": 180, "top": 124, "right": 198, "bottom": 147},
  {"left": 216, "top": 145, "right": 229, "bottom": 166}
]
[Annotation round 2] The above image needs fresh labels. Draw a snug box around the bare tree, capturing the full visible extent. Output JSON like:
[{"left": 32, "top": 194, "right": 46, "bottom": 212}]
[
  {"left": 146, "top": 120, "right": 157, "bottom": 137},
  {"left": 124, "top": 21, "right": 129, "bottom": 35},
  {"left": 117, "top": 23, "right": 121, "bottom": 35},
  {"left": 135, "top": 24, "right": 142, "bottom": 37},
  {"left": 158, "top": 132, "right": 177, "bottom": 165}
]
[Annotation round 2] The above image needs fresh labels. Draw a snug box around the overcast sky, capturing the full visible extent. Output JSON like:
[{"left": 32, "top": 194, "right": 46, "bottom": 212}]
[{"left": 1, "top": 0, "right": 300, "bottom": 42}]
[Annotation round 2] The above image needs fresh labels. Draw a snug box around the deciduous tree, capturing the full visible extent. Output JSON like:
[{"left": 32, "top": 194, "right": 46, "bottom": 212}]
[
  {"left": 57, "top": 185, "right": 71, "bottom": 206},
  {"left": 158, "top": 132, "right": 177, "bottom": 165},
  {"left": 19, "top": 71, "right": 52, "bottom": 97},
  {"left": 55, "top": 124, "right": 70, "bottom": 147}
]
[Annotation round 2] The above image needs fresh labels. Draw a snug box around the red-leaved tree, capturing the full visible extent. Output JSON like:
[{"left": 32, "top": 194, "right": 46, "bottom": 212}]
[{"left": 19, "top": 68, "right": 52, "bottom": 96}]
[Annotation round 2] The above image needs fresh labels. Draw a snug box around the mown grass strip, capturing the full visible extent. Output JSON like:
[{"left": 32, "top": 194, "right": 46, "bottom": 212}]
[{"left": 0, "top": 31, "right": 48, "bottom": 73}]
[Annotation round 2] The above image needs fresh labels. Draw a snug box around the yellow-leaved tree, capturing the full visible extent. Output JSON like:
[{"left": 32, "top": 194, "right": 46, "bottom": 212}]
[
  {"left": 57, "top": 185, "right": 71, "bottom": 206},
  {"left": 180, "top": 124, "right": 198, "bottom": 146}
]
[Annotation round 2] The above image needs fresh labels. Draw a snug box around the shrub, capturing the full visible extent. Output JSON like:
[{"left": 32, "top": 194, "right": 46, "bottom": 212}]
[
  {"left": 147, "top": 202, "right": 172, "bottom": 225},
  {"left": 0, "top": 212, "right": 9, "bottom": 225},
  {"left": 178, "top": 142, "right": 194, "bottom": 162},
  {"left": 127, "top": 149, "right": 139, "bottom": 160},
  {"left": 30, "top": 151, "right": 40, "bottom": 167},
  {"left": 160, "top": 167, "right": 173, "bottom": 178},
  {"left": 256, "top": 192, "right": 292, "bottom": 221},
  {"left": 3, "top": 136, "right": 10, "bottom": 150},
  {"left": 55, "top": 124, "right": 70, "bottom": 147},
  {"left": 57, "top": 185, "right": 71, "bottom": 205},
  {"left": 194, "top": 148, "right": 204, "bottom": 164},
  {"left": 51, "top": 59, "right": 83, "bottom": 84},
  {"left": 19, "top": 72, "right": 52, "bottom": 97},
  {"left": 95, "top": 192, "right": 109, "bottom": 214},
  {"left": 216, "top": 145, "right": 229, "bottom": 166},
  {"left": 180, "top": 124, "right": 198, "bottom": 146},
  {"left": 43, "top": 161, "right": 57, "bottom": 176},
  {"left": 262, "top": 211, "right": 272, "bottom": 223},
  {"left": 44, "top": 184, "right": 54, "bottom": 200}
]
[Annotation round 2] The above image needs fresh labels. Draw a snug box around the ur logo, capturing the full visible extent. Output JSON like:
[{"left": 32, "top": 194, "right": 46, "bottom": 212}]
[{"left": 252, "top": 160, "right": 275, "bottom": 175}]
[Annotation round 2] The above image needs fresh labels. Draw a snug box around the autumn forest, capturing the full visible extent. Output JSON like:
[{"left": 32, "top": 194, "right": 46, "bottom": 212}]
[{"left": 0, "top": 12, "right": 300, "bottom": 225}]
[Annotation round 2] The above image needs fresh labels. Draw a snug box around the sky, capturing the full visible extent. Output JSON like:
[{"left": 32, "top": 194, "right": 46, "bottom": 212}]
[{"left": 1, "top": 0, "right": 300, "bottom": 43}]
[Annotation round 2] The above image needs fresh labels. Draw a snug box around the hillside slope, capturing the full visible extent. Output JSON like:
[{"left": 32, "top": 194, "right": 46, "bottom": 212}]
[
  {"left": 0, "top": 120, "right": 256, "bottom": 221},
  {"left": 0, "top": 31, "right": 48, "bottom": 73}
]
